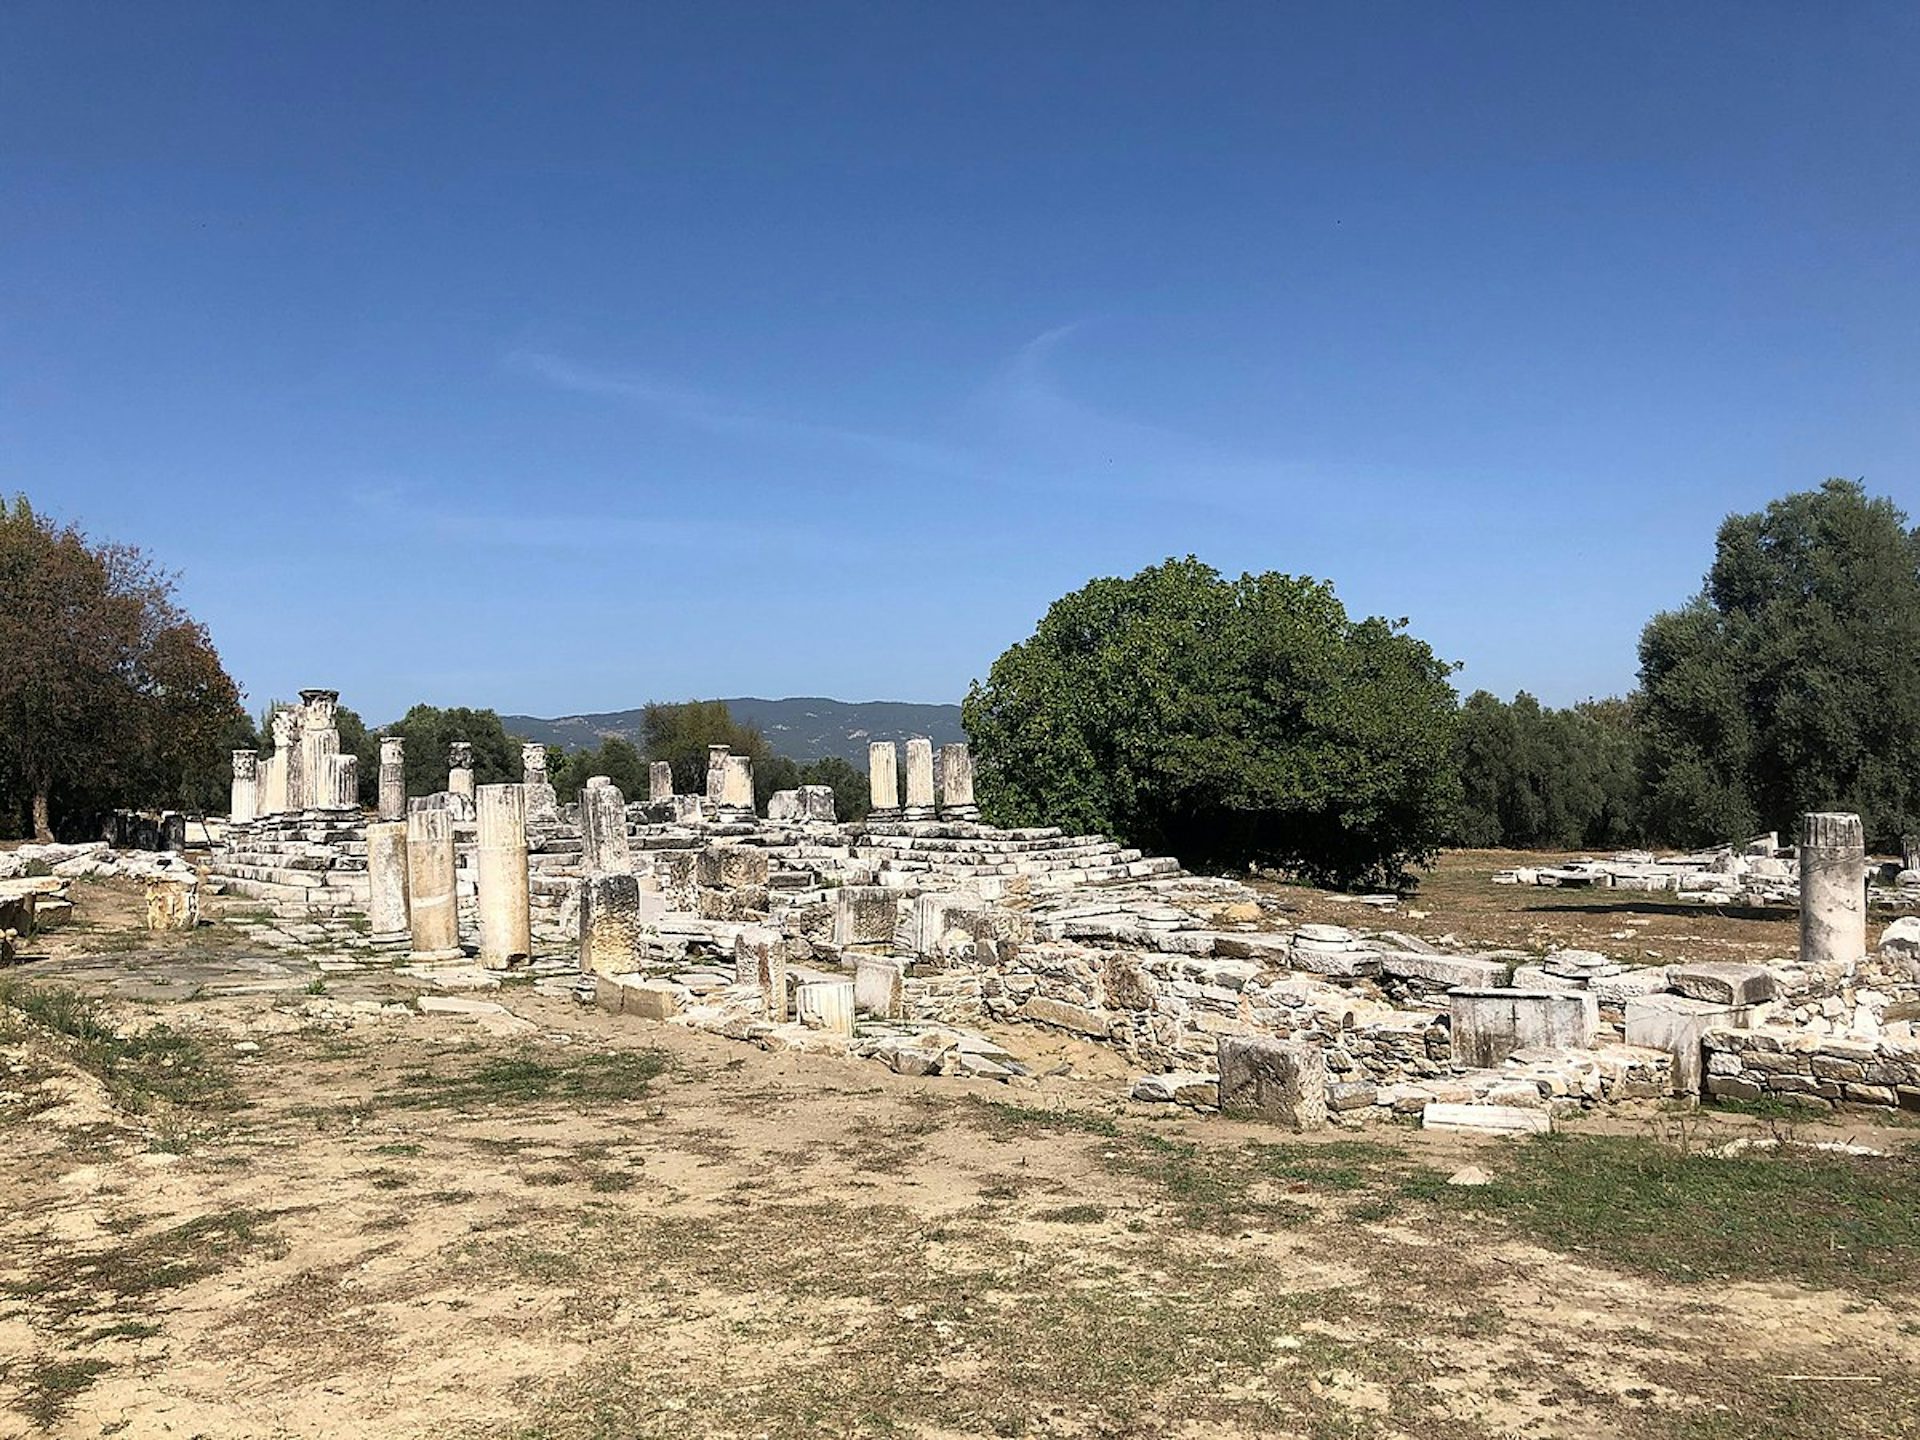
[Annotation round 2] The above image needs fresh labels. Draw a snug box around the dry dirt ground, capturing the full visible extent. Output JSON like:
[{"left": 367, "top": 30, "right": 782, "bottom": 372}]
[{"left": 0, "top": 855, "right": 1917, "bottom": 1439}]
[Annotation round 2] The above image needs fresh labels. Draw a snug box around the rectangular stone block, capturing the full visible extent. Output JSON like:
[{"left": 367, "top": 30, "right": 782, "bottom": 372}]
[
  {"left": 1019, "top": 995, "right": 1111, "bottom": 1038},
  {"left": 698, "top": 844, "right": 770, "bottom": 889},
  {"left": 620, "top": 979, "right": 681, "bottom": 1022},
  {"left": 1379, "top": 953, "right": 1510, "bottom": 991},
  {"left": 832, "top": 885, "right": 897, "bottom": 948},
  {"left": 1625, "top": 995, "right": 1750, "bottom": 1095},
  {"left": 1667, "top": 962, "right": 1778, "bottom": 1007},
  {"left": 1449, "top": 988, "right": 1598, "bottom": 1068},
  {"left": 854, "top": 958, "right": 905, "bottom": 1018},
  {"left": 1217, "top": 1037, "right": 1328, "bottom": 1131}
]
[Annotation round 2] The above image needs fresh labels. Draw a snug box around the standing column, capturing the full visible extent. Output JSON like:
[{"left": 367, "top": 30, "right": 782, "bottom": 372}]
[
  {"left": 476, "top": 784, "right": 532, "bottom": 968},
  {"left": 868, "top": 741, "right": 900, "bottom": 822},
  {"left": 721, "top": 754, "right": 755, "bottom": 820},
  {"left": 1800, "top": 811, "right": 1867, "bottom": 969},
  {"left": 406, "top": 805, "right": 462, "bottom": 961},
  {"left": 366, "top": 820, "right": 411, "bottom": 948},
  {"left": 378, "top": 735, "right": 407, "bottom": 820},
  {"left": 705, "top": 745, "right": 730, "bottom": 809},
  {"left": 277, "top": 707, "right": 307, "bottom": 812},
  {"left": 230, "top": 750, "right": 259, "bottom": 826},
  {"left": 322, "top": 753, "right": 359, "bottom": 810},
  {"left": 939, "top": 742, "right": 979, "bottom": 821},
  {"left": 447, "top": 741, "right": 475, "bottom": 801},
  {"left": 299, "top": 689, "right": 341, "bottom": 813},
  {"left": 902, "top": 737, "right": 936, "bottom": 821},
  {"left": 580, "top": 777, "right": 632, "bottom": 874},
  {"left": 649, "top": 761, "right": 674, "bottom": 802},
  {"left": 521, "top": 742, "right": 559, "bottom": 825}
]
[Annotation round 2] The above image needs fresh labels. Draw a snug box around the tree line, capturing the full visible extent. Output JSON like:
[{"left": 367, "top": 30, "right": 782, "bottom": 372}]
[
  {"left": 967, "top": 480, "right": 1920, "bottom": 885},
  {"left": 7, "top": 480, "right": 1915, "bottom": 888}
]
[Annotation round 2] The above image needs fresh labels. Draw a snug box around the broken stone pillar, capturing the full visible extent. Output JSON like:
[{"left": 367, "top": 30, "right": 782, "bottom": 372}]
[
  {"left": 767, "top": 790, "right": 803, "bottom": 822},
  {"left": 580, "top": 778, "right": 632, "bottom": 874},
  {"left": 1800, "top": 811, "right": 1867, "bottom": 968},
  {"left": 733, "top": 926, "right": 787, "bottom": 1021},
  {"left": 320, "top": 753, "right": 358, "bottom": 811},
  {"left": 800, "top": 784, "right": 836, "bottom": 823},
  {"left": 260, "top": 748, "right": 287, "bottom": 818},
  {"left": 706, "top": 745, "right": 730, "bottom": 808},
  {"left": 405, "top": 805, "right": 462, "bottom": 961},
  {"left": 230, "top": 750, "right": 258, "bottom": 826},
  {"left": 939, "top": 742, "right": 978, "bottom": 821},
  {"left": 796, "top": 979, "right": 856, "bottom": 1037},
  {"left": 649, "top": 761, "right": 673, "bottom": 802},
  {"left": 145, "top": 879, "right": 198, "bottom": 932},
  {"left": 902, "top": 738, "right": 936, "bottom": 821},
  {"left": 579, "top": 871, "right": 641, "bottom": 975},
  {"left": 1217, "top": 1036, "right": 1328, "bottom": 1131},
  {"left": 720, "top": 753, "right": 755, "bottom": 820},
  {"left": 273, "top": 706, "right": 304, "bottom": 812},
  {"left": 447, "top": 741, "right": 475, "bottom": 804},
  {"left": 671, "top": 793, "right": 704, "bottom": 826},
  {"left": 868, "top": 741, "right": 900, "bottom": 821},
  {"left": 377, "top": 735, "right": 406, "bottom": 820},
  {"left": 520, "top": 743, "right": 559, "bottom": 825},
  {"left": 475, "top": 784, "right": 532, "bottom": 969},
  {"left": 365, "top": 820, "right": 411, "bottom": 948}
]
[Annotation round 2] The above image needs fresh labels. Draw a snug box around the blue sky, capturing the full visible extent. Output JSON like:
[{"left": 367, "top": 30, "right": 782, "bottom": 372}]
[{"left": 4, "top": 3, "right": 1915, "bottom": 726}]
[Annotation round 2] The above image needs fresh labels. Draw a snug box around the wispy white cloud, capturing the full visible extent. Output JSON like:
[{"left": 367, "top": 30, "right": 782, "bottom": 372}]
[
  {"left": 508, "top": 327, "right": 1359, "bottom": 511},
  {"left": 508, "top": 349, "right": 984, "bottom": 483},
  {"left": 344, "top": 480, "right": 723, "bottom": 551}
]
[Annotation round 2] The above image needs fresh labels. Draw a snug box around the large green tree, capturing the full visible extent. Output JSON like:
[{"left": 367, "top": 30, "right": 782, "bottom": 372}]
[
  {"left": 1453, "top": 691, "right": 1641, "bottom": 849},
  {"left": 1639, "top": 480, "right": 1920, "bottom": 851},
  {"left": 963, "top": 557, "right": 1461, "bottom": 888},
  {"left": 641, "top": 701, "right": 777, "bottom": 801},
  {"left": 379, "top": 705, "right": 521, "bottom": 799},
  {"left": 0, "top": 496, "right": 246, "bottom": 839}
]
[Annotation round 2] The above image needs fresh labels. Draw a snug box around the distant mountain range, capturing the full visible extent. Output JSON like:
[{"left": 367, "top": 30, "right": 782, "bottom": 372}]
[{"left": 500, "top": 696, "right": 967, "bottom": 765}]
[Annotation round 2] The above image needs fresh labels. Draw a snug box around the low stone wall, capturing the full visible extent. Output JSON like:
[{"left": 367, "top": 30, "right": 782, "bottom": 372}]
[
  {"left": 1703, "top": 1029, "right": 1920, "bottom": 1113},
  {"left": 902, "top": 940, "right": 1453, "bottom": 1088}
]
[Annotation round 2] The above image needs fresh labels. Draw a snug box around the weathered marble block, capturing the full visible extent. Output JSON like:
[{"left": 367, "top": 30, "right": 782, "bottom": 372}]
[
  {"left": 833, "top": 885, "right": 898, "bottom": 948},
  {"left": 1449, "top": 989, "right": 1598, "bottom": 1068},
  {"left": 1217, "top": 1036, "right": 1328, "bottom": 1131}
]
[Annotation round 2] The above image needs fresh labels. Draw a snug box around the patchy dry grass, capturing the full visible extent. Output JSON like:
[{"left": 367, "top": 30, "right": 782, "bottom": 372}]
[
  {"left": 0, "top": 977, "right": 238, "bottom": 1125},
  {"left": 1423, "top": 1133, "right": 1920, "bottom": 1292}
]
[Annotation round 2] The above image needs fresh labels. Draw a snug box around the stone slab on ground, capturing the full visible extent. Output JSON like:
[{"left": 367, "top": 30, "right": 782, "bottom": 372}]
[{"left": 1420, "top": 1102, "right": 1553, "bottom": 1135}]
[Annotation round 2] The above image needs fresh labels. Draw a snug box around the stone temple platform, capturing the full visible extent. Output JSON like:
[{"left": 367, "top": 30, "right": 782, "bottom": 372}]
[{"left": 199, "top": 697, "right": 1920, "bottom": 1136}]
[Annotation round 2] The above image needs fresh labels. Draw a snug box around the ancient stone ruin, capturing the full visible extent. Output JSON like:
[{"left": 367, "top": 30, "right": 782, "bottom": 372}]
[{"left": 197, "top": 688, "right": 1920, "bottom": 1132}]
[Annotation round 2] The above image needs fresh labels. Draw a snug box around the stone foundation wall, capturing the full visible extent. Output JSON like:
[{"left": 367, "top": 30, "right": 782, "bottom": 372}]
[
  {"left": 1702, "top": 1029, "right": 1920, "bottom": 1113},
  {"left": 902, "top": 941, "right": 1454, "bottom": 1089}
]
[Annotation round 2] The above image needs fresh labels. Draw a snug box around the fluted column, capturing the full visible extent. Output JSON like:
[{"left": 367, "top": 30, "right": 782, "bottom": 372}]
[
  {"left": 1800, "top": 811, "right": 1867, "bottom": 969},
  {"left": 230, "top": 750, "right": 258, "bottom": 826},
  {"left": 902, "top": 737, "right": 935, "bottom": 821},
  {"left": 378, "top": 736, "right": 406, "bottom": 820},
  {"left": 649, "top": 761, "right": 673, "bottom": 802},
  {"left": 405, "top": 805, "right": 462, "bottom": 961},
  {"left": 939, "top": 742, "right": 978, "bottom": 821},
  {"left": 366, "top": 820, "right": 411, "bottom": 947},
  {"left": 580, "top": 777, "right": 632, "bottom": 874},
  {"left": 476, "top": 784, "right": 531, "bottom": 968},
  {"left": 868, "top": 741, "right": 900, "bottom": 822}
]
